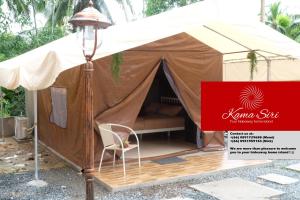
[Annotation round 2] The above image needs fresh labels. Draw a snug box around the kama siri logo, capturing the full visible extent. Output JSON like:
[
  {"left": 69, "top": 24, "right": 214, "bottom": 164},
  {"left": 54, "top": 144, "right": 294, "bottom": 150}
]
[
  {"left": 201, "top": 82, "right": 300, "bottom": 130},
  {"left": 240, "top": 86, "right": 264, "bottom": 110},
  {"left": 222, "top": 85, "right": 279, "bottom": 123}
]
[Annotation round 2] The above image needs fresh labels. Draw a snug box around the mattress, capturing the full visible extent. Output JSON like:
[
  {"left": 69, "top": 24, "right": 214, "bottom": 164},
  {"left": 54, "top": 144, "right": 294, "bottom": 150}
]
[{"left": 133, "top": 114, "right": 185, "bottom": 131}]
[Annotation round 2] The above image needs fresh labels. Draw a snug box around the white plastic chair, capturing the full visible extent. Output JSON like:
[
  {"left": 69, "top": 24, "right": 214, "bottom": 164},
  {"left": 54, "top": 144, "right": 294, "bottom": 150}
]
[{"left": 97, "top": 123, "right": 141, "bottom": 176}]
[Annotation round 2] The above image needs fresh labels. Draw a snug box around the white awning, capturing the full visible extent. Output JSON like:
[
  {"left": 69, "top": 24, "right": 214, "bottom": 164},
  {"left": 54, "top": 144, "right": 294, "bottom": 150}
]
[{"left": 1, "top": 1, "right": 300, "bottom": 90}]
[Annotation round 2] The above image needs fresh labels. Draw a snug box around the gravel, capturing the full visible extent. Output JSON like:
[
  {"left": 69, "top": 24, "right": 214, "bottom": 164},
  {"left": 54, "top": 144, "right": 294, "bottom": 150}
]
[{"left": 0, "top": 160, "right": 300, "bottom": 200}]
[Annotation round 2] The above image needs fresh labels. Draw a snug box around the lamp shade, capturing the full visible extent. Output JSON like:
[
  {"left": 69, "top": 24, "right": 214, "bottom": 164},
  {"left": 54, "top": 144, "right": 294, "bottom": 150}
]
[
  {"left": 69, "top": 1, "right": 111, "bottom": 29},
  {"left": 69, "top": 0, "right": 111, "bottom": 59},
  {"left": 76, "top": 25, "right": 101, "bottom": 57}
]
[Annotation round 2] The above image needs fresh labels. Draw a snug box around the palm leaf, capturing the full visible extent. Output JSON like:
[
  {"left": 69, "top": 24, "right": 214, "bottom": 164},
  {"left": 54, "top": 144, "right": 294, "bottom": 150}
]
[
  {"left": 5, "top": 0, "right": 30, "bottom": 18},
  {"left": 94, "top": 0, "right": 114, "bottom": 24},
  {"left": 45, "top": 0, "right": 114, "bottom": 28},
  {"left": 34, "top": 0, "right": 46, "bottom": 12},
  {"left": 125, "top": 0, "right": 135, "bottom": 17},
  {"left": 46, "top": 0, "right": 72, "bottom": 27}
]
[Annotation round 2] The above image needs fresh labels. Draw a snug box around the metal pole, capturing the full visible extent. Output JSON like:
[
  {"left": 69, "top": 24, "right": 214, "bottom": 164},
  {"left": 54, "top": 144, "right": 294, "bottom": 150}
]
[
  {"left": 267, "top": 59, "right": 271, "bottom": 81},
  {"left": 0, "top": 97, "right": 4, "bottom": 143},
  {"left": 27, "top": 91, "right": 47, "bottom": 187},
  {"left": 34, "top": 90, "right": 39, "bottom": 180},
  {"left": 84, "top": 60, "right": 94, "bottom": 200},
  {"left": 0, "top": 88, "right": 4, "bottom": 144}
]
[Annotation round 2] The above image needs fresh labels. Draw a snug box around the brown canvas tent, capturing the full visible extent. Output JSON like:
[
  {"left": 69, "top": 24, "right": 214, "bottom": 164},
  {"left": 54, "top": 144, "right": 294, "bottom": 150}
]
[
  {"left": 38, "top": 33, "right": 223, "bottom": 167},
  {"left": 1, "top": 2, "right": 300, "bottom": 169}
]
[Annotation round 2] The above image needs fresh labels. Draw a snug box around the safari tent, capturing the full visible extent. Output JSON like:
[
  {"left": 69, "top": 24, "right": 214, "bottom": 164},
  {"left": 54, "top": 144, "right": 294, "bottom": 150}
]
[{"left": 1, "top": 2, "right": 300, "bottom": 169}]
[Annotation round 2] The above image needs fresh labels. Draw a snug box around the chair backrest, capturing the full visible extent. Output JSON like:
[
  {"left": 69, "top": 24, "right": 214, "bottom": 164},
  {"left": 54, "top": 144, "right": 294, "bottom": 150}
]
[{"left": 97, "top": 123, "right": 115, "bottom": 147}]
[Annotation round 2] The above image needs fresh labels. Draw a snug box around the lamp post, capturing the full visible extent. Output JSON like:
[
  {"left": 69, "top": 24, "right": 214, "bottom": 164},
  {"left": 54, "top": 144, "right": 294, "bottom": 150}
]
[{"left": 69, "top": 1, "right": 111, "bottom": 200}]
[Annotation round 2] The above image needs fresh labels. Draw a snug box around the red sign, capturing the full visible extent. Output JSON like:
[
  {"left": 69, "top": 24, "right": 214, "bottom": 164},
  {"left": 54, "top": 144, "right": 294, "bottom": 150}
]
[{"left": 201, "top": 82, "right": 300, "bottom": 131}]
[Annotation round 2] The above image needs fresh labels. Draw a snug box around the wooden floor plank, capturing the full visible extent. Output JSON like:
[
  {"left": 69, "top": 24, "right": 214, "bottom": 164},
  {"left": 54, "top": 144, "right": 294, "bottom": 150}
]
[{"left": 92, "top": 150, "right": 269, "bottom": 191}]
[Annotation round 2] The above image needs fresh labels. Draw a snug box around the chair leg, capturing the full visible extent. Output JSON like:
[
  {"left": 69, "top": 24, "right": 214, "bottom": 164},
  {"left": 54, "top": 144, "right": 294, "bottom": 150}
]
[
  {"left": 137, "top": 146, "right": 141, "bottom": 168},
  {"left": 122, "top": 150, "right": 126, "bottom": 176},
  {"left": 98, "top": 148, "right": 106, "bottom": 172},
  {"left": 113, "top": 149, "right": 116, "bottom": 167}
]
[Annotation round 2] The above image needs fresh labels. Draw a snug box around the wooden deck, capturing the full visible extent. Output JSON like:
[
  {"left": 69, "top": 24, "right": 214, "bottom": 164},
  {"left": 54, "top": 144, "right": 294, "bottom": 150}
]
[{"left": 92, "top": 150, "right": 270, "bottom": 191}]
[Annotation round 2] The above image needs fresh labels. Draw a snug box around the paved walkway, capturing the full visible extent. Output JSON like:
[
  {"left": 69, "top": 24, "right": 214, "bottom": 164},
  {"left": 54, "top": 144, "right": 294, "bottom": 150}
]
[
  {"left": 93, "top": 150, "right": 268, "bottom": 191},
  {"left": 0, "top": 160, "right": 299, "bottom": 200}
]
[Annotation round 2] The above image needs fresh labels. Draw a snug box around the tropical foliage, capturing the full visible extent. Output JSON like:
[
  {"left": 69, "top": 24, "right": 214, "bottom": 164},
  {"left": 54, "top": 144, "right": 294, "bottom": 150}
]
[
  {"left": 0, "top": 93, "right": 10, "bottom": 117},
  {"left": 0, "top": 1, "right": 12, "bottom": 33},
  {"left": 0, "top": 27, "right": 65, "bottom": 116},
  {"left": 0, "top": 0, "right": 137, "bottom": 115},
  {"left": 46, "top": 0, "right": 136, "bottom": 28},
  {"left": 145, "top": 0, "right": 202, "bottom": 16},
  {"left": 0, "top": 27, "right": 65, "bottom": 61},
  {"left": 0, "top": 87, "right": 25, "bottom": 116},
  {"left": 265, "top": 2, "right": 300, "bottom": 42},
  {"left": 0, "top": 0, "right": 66, "bottom": 116}
]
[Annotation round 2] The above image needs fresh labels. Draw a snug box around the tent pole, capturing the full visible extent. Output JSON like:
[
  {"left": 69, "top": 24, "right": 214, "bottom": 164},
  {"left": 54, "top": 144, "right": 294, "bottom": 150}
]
[
  {"left": 204, "top": 25, "right": 267, "bottom": 59},
  {"left": 27, "top": 91, "right": 47, "bottom": 187},
  {"left": 34, "top": 90, "right": 39, "bottom": 180},
  {"left": 0, "top": 87, "right": 4, "bottom": 144},
  {"left": 0, "top": 103, "right": 3, "bottom": 143},
  {"left": 203, "top": 26, "right": 285, "bottom": 81},
  {"left": 267, "top": 59, "right": 271, "bottom": 81}
]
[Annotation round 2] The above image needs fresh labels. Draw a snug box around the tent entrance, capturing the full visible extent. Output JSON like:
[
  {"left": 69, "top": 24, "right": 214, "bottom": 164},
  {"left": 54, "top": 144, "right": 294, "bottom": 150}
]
[{"left": 128, "top": 61, "right": 198, "bottom": 159}]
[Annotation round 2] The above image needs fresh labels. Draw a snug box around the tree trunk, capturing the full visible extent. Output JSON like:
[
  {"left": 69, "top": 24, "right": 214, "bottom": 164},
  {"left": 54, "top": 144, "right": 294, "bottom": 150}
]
[
  {"left": 143, "top": 0, "right": 146, "bottom": 17},
  {"left": 260, "top": 0, "right": 265, "bottom": 23},
  {"left": 51, "top": 0, "right": 55, "bottom": 34},
  {"left": 98, "top": 0, "right": 114, "bottom": 24},
  {"left": 126, "top": 0, "right": 135, "bottom": 19},
  {"left": 31, "top": 0, "right": 38, "bottom": 36},
  {"left": 121, "top": 0, "right": 129, "bottom": 22}
]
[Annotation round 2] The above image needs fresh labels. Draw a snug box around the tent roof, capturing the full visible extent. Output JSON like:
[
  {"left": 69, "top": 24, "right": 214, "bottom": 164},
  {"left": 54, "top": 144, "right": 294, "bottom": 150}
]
[{"left": 1, "top": 1, "right": 300, "bottom": 90}]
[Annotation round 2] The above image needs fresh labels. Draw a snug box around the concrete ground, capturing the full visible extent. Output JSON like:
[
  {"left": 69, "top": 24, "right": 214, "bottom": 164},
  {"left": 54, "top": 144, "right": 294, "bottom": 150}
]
[
  {"left": 0, "top": 137, "right": 65, "bottom": 174},
  {"left": 0, "top": 160, "right": 300, "bottom": 199}
]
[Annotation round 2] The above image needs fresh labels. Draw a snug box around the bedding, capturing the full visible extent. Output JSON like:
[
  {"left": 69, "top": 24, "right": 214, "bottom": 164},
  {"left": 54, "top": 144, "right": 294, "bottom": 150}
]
[
  {"left": 133, "top": 114, "right": 184, "bottom": 131},
  {"left": 157, "top": 104, "right": 182, "bottom": 116}
]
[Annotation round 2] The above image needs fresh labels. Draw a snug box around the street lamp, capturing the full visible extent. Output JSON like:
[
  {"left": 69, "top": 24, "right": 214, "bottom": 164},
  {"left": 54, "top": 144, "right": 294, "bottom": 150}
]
[{"left": 69, "top": 1, "right": 111, "bottom": 200}]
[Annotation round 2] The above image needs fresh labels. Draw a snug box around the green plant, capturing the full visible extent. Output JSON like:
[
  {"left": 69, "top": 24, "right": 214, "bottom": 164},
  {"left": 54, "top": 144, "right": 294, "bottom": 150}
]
[
  {"left": 247, "top": 50, "right": 257, "bottom": 81},
  {"left": 145, "top": 0, "right": 202, "bottom": 16},
  {"left": 0, "top": 97, "right": 10, "bottom": 117},
  {"left": 0, "top": 26, "right": 65, "bottom": 117},
  {"left": 0, "top": 1, "right": 13, "bottom": 33},
  {"left": 111, "top": 53, "right": 123, "bottom": 80},
  {"left": 28, "top": 26, "right": 66, "bottom": 48},
  {"left": 0, "top": 87, "right": 25, "bottom": 116},
  {"left": 265, "top": 2, "right": 300, "bottom": 43},
  {"left": 0, "top": 33, "right": 31, "bottom": 62}
]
